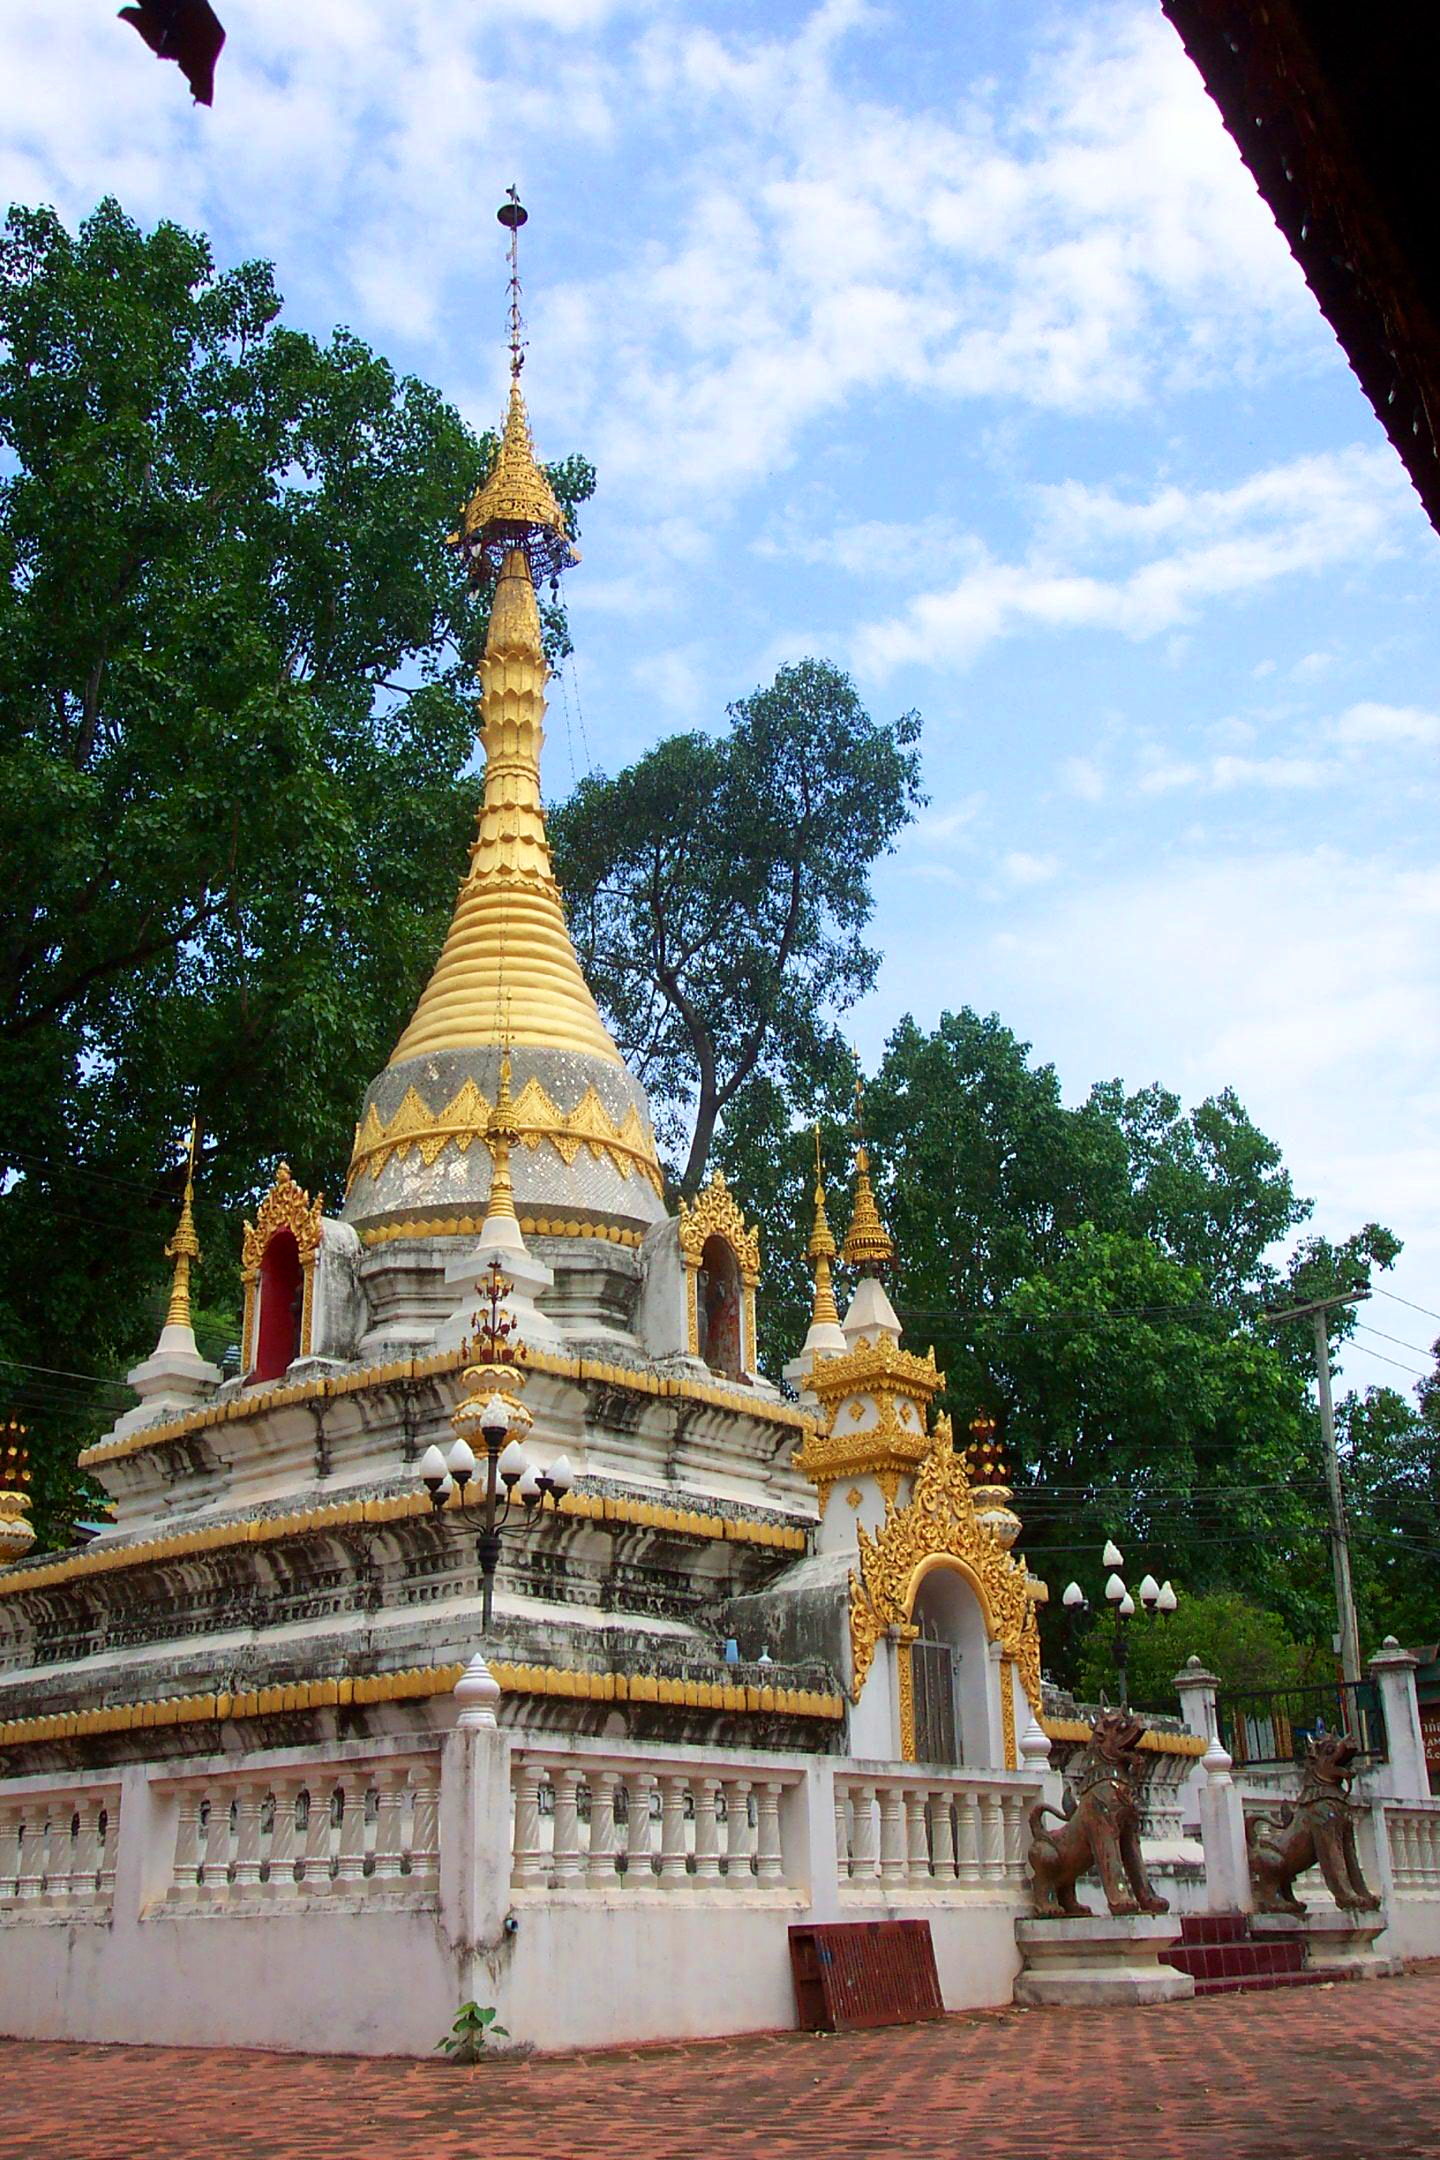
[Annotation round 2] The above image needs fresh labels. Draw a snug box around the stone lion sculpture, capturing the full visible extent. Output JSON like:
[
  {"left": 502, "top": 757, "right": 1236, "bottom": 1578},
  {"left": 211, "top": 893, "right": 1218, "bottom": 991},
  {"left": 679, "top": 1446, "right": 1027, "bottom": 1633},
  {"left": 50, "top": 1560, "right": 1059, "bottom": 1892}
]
[
  {"left": 1027, "top": 1709, "right": 1170, "bottom": 1918},
  {"left": 1246, "top": 1730, "right": 1381, "bottom": 1917}
]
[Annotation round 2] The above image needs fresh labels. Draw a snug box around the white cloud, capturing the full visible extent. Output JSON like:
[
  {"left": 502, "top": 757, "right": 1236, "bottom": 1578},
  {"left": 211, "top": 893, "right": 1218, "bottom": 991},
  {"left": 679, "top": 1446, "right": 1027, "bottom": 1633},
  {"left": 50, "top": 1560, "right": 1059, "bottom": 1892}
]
[
  {"left": 852, "top": 446, "right": 1408, "bottom": 677},
  {"left": 1061, "top": 756, "right": 1107, "bottom": 803},
  {"left": 1330, "top": 701, "right": 1440, "bottom": 749},
  {"left": 1136, "top": 750, "right": 1335, "bottom": 796},
  {"left": 915, "top": 794, "right": 987, "bottom": 844},
  {"left": 998, "top": 850, "right": 1061, "bottom": 888}
]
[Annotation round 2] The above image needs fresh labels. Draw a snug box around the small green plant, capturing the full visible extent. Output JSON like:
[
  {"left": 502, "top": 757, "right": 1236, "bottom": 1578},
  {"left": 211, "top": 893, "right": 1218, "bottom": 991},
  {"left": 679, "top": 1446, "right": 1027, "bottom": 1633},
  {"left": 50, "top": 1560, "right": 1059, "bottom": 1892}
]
[{"left": 438, "top": 2001, "right": 509, "bottom": 2065}]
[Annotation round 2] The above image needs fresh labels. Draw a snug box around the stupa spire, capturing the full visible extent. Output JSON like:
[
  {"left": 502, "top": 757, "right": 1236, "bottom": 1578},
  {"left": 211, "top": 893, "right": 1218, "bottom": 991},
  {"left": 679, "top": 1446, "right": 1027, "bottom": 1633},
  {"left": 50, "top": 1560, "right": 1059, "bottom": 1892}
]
[
  {"left": 162, "top": 1118, "right": 202, "bottom": 1343},
  {"left": 840, "top": 1059, "right": 895, "bottom": 1276},
  {"left": 380, "top": 191, "right": 619, "bottom": 1073},
  {"left": 484, "top": 1004, "right": 520, "bottom": 1230},
  {"left": 806, "top": 1125, "right": 841, "bottom": 1333}
]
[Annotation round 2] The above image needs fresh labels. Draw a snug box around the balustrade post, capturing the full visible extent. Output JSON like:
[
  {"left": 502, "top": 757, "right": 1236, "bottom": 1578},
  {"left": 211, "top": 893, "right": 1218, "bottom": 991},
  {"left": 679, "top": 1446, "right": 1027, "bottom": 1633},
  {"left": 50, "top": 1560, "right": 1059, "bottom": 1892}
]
[
  {"left": 586, "top": 1771, "right": 619, "bottom": 1886},
  {"left": 199, "top": 1795, "right": 232, "bottom": 1902},
  {"left": 658, "top": 1774, "right": 690, "bottom": 1885},
  {"left": 371, "top": 1768, "right": 408, "bottom": 1883},
  {"left": 552, "top": 1768, "right": 585, "bottom": 1885},
  {"left": 755, "top": 1781, "right": 785, "bottom": 1884},
  {"left": 0, "top": 1805, "right": 21, "bottom": 1904},
  {"left": 625, "top": 1771, "right": 657, "bottom": 1885},
  {"left": 299, "top": 1783, "right": 335, "bottom": 1894},
  {"left": 68, "top": 1799, "right": 102, "bottom": 1905},
  {"left": 693, "top": 1777, "right": 723, "bottom": 1882},
  {"left": 849, "top": 1785, "right": 879, "bottom": 1881},
  {"left": 904, "top": 1789, "right": 930, "bottom": 1883},
  {"left": 978, "top": 1791, "right": 1006, "bottom": 1883},
  {"left": 15, "top": 1809, "right": 45, "bottom": 1903},
  {"left": 265, "top": 1780, "right": 301, "bottom": 1896},
  {"left": 1000, "top": 1791, "right": 1027, "bottom": 1884},
  {"left": 929, "top": 1792, "right": 956, "bottom": 1881},
  {"left": 721, "top": 1778, "right": 752, "bottom": 1884},
  {"left": 878, "top": 1787, "right": 907, "bottom": 1884},
  {"left": 334, "top": 1777, "right": 368, "bottom": 1892},
  {"left": 409, "top": 1766, "right": 440, "bottom": 1889},
  {"left": 232, "top": 1783, "right": 266, "bottom": 1894},
  {"left": 438, "top": 1719, "right": 513, "bottom": 1948},
  {"left": 511, "top": 1762, "right": 547, "bottom": 1888},
  {"left": 954, "top": 1791, "right": 981, "bottom": 1885}
]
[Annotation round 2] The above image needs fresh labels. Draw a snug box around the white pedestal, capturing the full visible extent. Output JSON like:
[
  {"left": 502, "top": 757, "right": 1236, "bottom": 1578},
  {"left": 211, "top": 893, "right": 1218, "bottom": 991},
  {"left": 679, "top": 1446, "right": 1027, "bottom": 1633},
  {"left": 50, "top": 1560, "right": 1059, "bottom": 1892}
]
[
  {"left": 1014, "top": 1914, "right": 1195, "bottom": 2006},
  {"left": 1251, "top": 1909, "right": 1397, "bottom": 1981}
]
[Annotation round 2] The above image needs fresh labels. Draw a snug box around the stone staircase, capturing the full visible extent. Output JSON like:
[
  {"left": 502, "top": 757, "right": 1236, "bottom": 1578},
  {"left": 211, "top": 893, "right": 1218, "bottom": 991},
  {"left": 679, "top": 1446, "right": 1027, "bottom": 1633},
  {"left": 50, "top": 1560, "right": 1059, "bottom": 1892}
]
[{"left": 1169, "top": 1913, "right": 1322, "bottom": 1995}]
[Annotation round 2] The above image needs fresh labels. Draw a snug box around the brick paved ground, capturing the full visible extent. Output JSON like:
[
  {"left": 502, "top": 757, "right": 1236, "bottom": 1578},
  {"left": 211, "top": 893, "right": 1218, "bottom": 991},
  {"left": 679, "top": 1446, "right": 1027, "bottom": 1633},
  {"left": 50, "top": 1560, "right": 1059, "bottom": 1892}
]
[{"left": 4, "top": 1967, "right": 1440, "bottom": 2160}]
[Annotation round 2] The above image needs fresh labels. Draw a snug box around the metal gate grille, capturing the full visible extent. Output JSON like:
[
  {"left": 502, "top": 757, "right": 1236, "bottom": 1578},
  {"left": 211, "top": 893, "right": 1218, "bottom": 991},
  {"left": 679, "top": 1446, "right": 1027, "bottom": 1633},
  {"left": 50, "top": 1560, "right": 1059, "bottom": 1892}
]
[{"left": 912, "top": 1637, "right": 961, "bottom": 1766}]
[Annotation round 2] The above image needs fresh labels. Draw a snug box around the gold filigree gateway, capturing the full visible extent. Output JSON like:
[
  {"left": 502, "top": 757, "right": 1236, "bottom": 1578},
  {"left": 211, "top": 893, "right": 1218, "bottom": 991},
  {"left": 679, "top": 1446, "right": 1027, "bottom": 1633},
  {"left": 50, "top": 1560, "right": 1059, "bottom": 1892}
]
[{"left": 848, "top": 1416, "right": 1042, "bottom": 1713}]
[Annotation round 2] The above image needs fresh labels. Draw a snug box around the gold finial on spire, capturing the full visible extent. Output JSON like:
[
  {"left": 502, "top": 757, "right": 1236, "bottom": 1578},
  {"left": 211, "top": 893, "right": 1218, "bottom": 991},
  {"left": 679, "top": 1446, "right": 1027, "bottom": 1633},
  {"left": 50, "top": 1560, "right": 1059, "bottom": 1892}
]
[
  {"left": 449, "top": 192, "right": 580, "bottom": 592},
  {"left": 163, "top": 1117, "right": 202, "bottom": 1332},
  {"left": 840, "top": 1056, "right": 895, "bottom": 1274},
  {"left": 806, "top": 1124, "right": 841, "bottom": 1329}
]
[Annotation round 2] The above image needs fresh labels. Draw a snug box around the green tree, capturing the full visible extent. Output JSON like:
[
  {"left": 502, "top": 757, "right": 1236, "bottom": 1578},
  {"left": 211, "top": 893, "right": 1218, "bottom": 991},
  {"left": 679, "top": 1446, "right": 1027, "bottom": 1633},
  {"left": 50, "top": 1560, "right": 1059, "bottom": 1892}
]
[
  {"left": 550, "top": 660, "right": 923, "bottom": 1193},
  {"left": 0, "top": 198, "right": 593, "bottom": 1537},
  {"left": 1342, "top": 1358, "right": 1440, "bottom": 1649}
]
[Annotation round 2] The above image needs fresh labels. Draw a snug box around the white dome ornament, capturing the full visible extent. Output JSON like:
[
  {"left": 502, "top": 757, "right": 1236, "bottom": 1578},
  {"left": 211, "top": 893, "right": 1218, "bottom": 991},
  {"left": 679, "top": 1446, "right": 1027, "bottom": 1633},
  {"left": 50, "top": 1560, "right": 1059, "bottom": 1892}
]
[{"left": 454, "top": 1651, "right": 503, "bottom": 1731}]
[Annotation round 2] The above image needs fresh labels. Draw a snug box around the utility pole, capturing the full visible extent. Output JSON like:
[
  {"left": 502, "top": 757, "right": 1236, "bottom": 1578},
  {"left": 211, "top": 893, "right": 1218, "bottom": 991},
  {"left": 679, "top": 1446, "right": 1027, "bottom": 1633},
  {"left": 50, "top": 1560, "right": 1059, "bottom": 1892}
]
[{"left": 1262, "top": 1288, "right": 1368, "bottom": 1686}]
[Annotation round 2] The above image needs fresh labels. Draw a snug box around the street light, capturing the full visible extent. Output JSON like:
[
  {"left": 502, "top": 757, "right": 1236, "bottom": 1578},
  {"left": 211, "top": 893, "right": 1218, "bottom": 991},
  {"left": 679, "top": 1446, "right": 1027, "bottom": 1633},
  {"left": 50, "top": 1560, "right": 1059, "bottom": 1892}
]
[
  {"left": 414, "top": 1259, "right": 578, "bottom": 1631},
  {"left": 1068, "top": 1541, "right": 1180, "bottom": 1705}
]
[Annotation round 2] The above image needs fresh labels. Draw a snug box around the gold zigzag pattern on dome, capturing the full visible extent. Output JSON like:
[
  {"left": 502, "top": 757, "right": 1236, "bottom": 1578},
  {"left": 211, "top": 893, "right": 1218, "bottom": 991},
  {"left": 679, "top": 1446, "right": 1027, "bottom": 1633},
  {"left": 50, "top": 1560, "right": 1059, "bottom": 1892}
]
[
  {"left": 385, "top": 540, "right": 621, "bottom": 1067},
  {"left": 347, "top": 1074, "right": 663, "bottom": 1194}
]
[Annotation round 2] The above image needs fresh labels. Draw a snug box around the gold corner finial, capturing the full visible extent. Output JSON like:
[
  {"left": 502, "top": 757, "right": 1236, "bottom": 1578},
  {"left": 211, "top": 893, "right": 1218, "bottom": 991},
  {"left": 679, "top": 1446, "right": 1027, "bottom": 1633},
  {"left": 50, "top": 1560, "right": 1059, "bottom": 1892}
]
[
  {"left": 163, "top": 1115, "right": 202, "bottom": 1332},
  {"left": 806, "top": 1125, "right": 841, "bottom": 1330},
  {"left": 841, "top": 1058, "right": 895, "bottom": 1274}
]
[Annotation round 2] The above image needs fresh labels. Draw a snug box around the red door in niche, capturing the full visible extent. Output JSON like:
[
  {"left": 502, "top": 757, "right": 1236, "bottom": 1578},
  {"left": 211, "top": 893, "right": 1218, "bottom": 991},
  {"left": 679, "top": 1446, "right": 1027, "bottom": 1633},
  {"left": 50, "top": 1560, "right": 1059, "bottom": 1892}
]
[
  {"left": 697, "top": 1233, "right": 743, "bottom": 1378},
  {"left": 252, "top": 1228, "right": 303, "bottom": 1382}
]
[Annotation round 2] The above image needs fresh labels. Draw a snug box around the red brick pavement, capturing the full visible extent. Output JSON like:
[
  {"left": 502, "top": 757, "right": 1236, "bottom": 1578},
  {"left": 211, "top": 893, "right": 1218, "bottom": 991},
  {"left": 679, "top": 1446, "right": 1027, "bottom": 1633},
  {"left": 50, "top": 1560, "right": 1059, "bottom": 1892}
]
[{"left": 4, "top": 1967, "right": 1440, "bottom": 2160}]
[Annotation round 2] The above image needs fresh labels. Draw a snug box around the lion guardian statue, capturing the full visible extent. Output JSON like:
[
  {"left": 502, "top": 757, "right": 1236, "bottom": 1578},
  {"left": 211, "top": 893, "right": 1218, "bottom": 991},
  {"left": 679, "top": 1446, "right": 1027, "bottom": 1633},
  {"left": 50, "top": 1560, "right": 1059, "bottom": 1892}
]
[
  {"left": 1027, "top": 1709, "right": 1170, "bottom": 1918},
  {"left": 1246, "top": 1730, "right": 1381, "bottom": 1917}
]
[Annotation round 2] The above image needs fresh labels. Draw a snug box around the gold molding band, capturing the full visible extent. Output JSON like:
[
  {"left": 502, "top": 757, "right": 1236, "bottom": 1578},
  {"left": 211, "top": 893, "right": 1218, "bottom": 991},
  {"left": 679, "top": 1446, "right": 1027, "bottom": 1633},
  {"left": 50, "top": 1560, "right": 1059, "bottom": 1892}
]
[
  {"left": 0, "top": 1484, "right": 808, "bottom": 1602},
  {"left": 1041, "top": 1717, "right": 1207, "bottom": 1760},
  {"left": 0, "top": 1660, "right": 845, "bottom": 1750},
  {"left": 358, "top": 1214, "right": 645, "bottom": 1251},
  {"left": 348, "top": 1075, "right": 662, "bottom": 1195},
  {"left": 77, "top": 1342, "right": 817, "bottom": 1472}
]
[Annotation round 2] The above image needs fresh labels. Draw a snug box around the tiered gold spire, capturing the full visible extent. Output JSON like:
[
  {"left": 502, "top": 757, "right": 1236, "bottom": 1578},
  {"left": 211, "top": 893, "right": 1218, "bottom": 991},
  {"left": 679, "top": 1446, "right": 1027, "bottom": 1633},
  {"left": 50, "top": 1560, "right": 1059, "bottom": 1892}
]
[
  {"left": 840, "top": 1063, "right": 895, "bottom": 1275},
  {"left": 484, "top": 1011, "right": 520, "bottom": 1226},
  {"left": 163, "top": 1119, "right": 202, "bottom": 1333},
  {"left": 381, "top": 191, "right": 617, "bottom": 1074},
  {"left": 806, "top": 1125, "right": 841, "bottom": 1332}
]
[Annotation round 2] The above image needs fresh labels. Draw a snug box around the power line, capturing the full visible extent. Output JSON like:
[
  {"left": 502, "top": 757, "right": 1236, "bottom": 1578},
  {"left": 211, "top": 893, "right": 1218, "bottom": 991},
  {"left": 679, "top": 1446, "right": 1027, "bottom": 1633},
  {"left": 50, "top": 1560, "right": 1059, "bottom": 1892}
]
[
  {"left": 1344, "top": 1343, "right": 1430, "bottom": 1380},
  {"left": 1355, "top": 1321, "right": 1435, "bottom": 1358},
  {"left": 1374, "top": 1286, "right": 1440, "bottom": 1325}
]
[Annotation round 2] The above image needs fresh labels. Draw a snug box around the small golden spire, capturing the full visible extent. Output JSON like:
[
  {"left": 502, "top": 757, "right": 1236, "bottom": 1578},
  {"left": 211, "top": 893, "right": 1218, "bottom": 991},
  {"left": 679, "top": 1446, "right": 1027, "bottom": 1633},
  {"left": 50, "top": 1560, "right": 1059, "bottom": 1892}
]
[
  {"left": 485, "top": 1001, "right": 520, "bottom": 1223},
  {"left": 840, "top": 1059, "right": 895, "bottom": 1274},
  {"left": 806, "top": 1125, "right": 841, "bottom": 1329},
  {"left": 163, "top": 1117, "right": 202, "bottom": 1332}
]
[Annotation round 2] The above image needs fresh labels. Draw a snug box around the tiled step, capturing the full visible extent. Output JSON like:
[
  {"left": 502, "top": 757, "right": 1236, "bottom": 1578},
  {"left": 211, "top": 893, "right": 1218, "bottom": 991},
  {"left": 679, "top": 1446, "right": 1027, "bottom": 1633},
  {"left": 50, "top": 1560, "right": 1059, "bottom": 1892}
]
[{"left": 1171, "top": 1913, "right": 1318, "bottom": 1995}]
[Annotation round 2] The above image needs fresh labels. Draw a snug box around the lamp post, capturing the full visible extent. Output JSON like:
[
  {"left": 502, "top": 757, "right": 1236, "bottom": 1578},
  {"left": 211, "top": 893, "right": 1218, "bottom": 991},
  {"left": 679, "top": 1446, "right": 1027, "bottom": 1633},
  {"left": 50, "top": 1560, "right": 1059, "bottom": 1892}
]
[
  {"left": 1061, "top": 1543, "right": 1177, "bottom": 1706},
  {"left": 414, "top": 1259, "right": 577, "bottom": 1632}
]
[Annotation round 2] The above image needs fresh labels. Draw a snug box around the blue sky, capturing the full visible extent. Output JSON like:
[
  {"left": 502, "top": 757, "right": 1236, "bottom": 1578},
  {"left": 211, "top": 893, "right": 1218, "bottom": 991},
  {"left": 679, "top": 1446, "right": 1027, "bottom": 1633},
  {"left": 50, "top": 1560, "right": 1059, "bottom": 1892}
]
[{"left": 4, "top": 0, "right": 1437, "bottom": 1395}]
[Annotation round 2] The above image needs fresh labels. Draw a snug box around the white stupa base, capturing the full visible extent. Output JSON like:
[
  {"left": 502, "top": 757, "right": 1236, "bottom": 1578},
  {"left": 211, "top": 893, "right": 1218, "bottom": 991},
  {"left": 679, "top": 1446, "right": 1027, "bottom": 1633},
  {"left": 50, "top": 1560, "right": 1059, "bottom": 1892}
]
[
  {"left": 434, "top": 1225, "right": 563, "bottom": 1354},
  {"left": 105, "top": 1332, "right": 222, "bottom": 1440}
]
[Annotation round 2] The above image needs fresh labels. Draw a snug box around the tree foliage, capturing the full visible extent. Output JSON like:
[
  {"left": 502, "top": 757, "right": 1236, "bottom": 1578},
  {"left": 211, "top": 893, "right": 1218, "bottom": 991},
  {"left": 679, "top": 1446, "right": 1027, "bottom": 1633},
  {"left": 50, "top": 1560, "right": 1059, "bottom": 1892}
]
[
  {"left": 1075, "top": 1589, "right": 1317, "bottom": 1705},
  {"left": 0, "top": 198, "right": 593, "bottom": 1532},
  {"left": 551, "top": 660, "right": 923, "bottom": 1192}
]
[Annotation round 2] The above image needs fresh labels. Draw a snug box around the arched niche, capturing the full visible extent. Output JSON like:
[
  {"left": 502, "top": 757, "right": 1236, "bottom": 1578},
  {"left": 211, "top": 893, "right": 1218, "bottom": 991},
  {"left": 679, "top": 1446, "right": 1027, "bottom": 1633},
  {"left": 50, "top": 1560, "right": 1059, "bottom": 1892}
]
[
  {"left": 904, "top": 1557, "right": 996, "bottom": 1769},
  {"left": 696, "top": 1233, "right": 744, "bottom": 1378},
  {"left": 253, "top": 1227, "right": 303, "bottom": 1383},
  {"left": 241, "top": 1164, "right": 324, "bottom": 1385},
  {"left": 676, "top": 1171, "right": 760, "bottom": 1379}
]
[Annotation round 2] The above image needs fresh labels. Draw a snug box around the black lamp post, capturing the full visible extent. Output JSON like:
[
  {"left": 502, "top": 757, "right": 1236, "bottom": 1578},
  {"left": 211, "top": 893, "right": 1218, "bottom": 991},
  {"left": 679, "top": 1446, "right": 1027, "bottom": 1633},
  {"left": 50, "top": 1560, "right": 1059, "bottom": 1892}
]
[
  {"left": 415, "top": 1259, "right": 576, "bottom": 1632},
  {"left": 1062, "top": 1542, "right": 1177, "bottom": 1706}
]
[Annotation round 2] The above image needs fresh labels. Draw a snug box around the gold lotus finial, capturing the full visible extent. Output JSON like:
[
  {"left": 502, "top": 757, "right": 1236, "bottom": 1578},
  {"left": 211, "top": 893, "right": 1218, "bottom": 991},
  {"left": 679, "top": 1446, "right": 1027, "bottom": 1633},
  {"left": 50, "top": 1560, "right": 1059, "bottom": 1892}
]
[
  {"left": 840, "top": 1056, "right": 894, "bottom": 1274},
  {"left": 485, "top": 999, "right": 520, "bottom": 1224},
  {"left": 805, "top": 1125, "right": 841, "bottom": 1329},
  {"left": 162, "top": 1116, "right": 202, "bottom": 1332},
  {"left": 448, "top": 193, "right": 580, "bottom": 592}
]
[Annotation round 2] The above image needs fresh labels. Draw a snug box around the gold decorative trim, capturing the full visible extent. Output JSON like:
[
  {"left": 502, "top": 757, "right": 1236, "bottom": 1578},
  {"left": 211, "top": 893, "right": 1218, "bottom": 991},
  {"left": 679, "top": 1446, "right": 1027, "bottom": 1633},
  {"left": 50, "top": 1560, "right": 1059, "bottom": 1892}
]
[
  {"left": 10, "top": 1478, "right": 809, "bottom": 1601},
  {"left": 805, "top": 1335, "right": 941, "bottom": 1412},
  {"left": 896, "top": 1627, "right": 918, "bottom": 1763},
  {"left": 1040, "top": 1717, "right": 1208, "bottom": 1760},
  {"left": 793, "top": 1395, "right": 933, "bottom": 1506},
  {"left": 1000, "top": 1654, "right": 1017, "bottom": 1771},
  {"left": 676, "top": 1171, "right": 761, "bottom": 1283},
  {"left": 348, "top": 1076, "right": 662, "bottom": 1195},
  {"left": 357, "top": 1214, "right": 645, "bottom": 1251},
  {"left": 848, "top": 1418, "right": 1042, "bottom": 1713},
  {"left": 0, "top": 1659, "right": 844, "bottom": 1750},
  {"left": 241, "top": 1164, "right": 323, "bottom": 1273}
]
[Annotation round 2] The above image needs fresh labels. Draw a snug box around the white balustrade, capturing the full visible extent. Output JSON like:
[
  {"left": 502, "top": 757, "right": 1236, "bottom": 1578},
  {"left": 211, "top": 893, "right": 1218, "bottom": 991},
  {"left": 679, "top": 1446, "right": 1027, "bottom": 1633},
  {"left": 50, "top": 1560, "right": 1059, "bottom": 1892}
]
[
  {"left": 163, "top": 1753, "right": 440, "bottom": 1905},
  {"left": 0, "top": 1788, "right": 120, "bottom": 1919},
  {"left": 509, "top": 1747, "right": 806, "bottom": 1892},
  {"left": 1387, "top": 1804, "right": 1440, "bottom": 1893},
  {"left": 834, "top": 1772, "right": 1033, "bottom": 1896}
]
